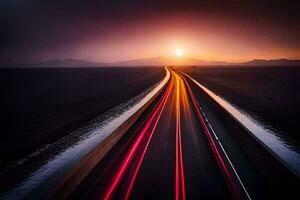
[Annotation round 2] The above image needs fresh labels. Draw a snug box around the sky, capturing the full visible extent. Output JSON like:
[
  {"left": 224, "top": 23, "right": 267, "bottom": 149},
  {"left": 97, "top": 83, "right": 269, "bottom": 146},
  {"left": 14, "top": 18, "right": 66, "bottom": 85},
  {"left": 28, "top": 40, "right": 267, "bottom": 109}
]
[{"left": 0, "top": 0, "right": 300, "bottom": 64}]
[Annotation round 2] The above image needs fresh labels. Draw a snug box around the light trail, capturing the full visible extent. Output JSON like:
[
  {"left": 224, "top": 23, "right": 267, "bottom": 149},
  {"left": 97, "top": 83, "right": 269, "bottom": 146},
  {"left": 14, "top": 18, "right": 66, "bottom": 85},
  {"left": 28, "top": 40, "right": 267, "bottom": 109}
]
[
  {"left": 94, "top": 69, "right": 254, "bottom": 199},
  {"left": 174, "top": 73, "right": 186, "bottom": 200},
  {"left": 179, "top": 76, "right": 190, "bottom": 119},
  {"left": 101, "top": 81, "right": 172, "bottom": 200},
  {"left": 180, "top": 73, "right": 241, "bottom": 199},
  {"left": 124, "top": 82, "right": 173, "bottom": 200},
  {"left": 180, "top": 72, "right": 252, "bottom": 200}
]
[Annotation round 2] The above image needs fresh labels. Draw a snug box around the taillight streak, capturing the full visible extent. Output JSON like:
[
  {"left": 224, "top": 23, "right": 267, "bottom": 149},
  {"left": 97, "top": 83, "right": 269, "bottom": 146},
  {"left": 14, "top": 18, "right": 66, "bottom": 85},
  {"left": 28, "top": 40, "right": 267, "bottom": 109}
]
[{"left": 101, "top": 78, "right": 172, "bottom": 200}]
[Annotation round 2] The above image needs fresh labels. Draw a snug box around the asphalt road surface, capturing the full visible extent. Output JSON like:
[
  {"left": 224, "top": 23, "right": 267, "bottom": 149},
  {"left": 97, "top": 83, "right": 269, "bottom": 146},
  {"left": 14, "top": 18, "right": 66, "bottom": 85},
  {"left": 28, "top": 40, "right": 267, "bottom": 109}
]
[{"left": 72, "top": 68, "right": 274, "bottom": 200}]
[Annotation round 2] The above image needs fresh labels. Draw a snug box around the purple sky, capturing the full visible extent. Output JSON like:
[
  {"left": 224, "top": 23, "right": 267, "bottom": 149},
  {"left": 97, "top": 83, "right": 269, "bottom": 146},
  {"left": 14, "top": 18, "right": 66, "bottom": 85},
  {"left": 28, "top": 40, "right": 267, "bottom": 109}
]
[{"left": 1, "top": 0, "right": 300, "bottom": 64}]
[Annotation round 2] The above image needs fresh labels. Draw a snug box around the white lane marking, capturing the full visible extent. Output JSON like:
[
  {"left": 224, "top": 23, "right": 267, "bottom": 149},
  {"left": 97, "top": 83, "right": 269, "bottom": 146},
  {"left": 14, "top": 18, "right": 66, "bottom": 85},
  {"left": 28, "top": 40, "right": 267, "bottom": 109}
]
[
  {"left": 201, "top": 111, "right": 209, "bottom": 123},
  {"left": 180, "top": 70, "right": 251, "bottom": 199},
  {"left": 202, "top": 108, "right": 252, "bottom": 200},
  {"left": 208, "top": 123, "right": 219, "bottom": 141},
  {"left": 218, "top": 140, "right": 252, "bottom": 200}
]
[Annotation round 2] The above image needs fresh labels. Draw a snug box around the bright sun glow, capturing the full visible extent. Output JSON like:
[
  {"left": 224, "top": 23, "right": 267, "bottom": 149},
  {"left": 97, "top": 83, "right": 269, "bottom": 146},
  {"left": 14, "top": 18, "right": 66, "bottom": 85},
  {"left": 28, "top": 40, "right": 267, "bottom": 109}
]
[{"left": 174, "top": 48, "right": 184, "bottom": 57}]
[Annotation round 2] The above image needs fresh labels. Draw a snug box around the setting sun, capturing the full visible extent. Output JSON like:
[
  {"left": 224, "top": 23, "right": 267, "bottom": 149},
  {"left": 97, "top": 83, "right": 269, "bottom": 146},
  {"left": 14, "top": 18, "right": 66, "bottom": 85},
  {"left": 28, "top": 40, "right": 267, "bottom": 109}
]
[{"left": 174, "top": 49, "right": 184, "bottom": 57}]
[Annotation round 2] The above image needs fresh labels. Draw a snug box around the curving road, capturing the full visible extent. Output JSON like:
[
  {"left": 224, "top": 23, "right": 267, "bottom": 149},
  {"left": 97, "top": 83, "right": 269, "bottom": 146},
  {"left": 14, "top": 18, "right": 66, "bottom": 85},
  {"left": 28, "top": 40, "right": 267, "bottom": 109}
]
[{"left": 71, "top": 68, "right": 274, "bottom": 199}]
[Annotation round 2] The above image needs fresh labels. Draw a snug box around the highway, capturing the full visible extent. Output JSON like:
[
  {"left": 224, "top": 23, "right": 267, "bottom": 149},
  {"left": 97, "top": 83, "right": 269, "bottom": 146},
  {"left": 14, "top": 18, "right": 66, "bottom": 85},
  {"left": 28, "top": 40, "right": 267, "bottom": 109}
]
[{"left": 67, "top": 68, "right": 297, "bottom": 200}]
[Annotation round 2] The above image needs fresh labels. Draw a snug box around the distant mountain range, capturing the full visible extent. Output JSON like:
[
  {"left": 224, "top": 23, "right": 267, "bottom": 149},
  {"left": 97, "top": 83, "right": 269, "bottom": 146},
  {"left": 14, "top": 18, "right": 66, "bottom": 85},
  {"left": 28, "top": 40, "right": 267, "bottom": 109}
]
[
  {"left": 240, "top": 59, "right": 300, "bottom": 66},
  {"left": 1, "top": 57, "right": 300, "bottom": 68},
  {"left": 115, "top": 57, "right": 300, "bottom": 66},
  {"left": 113, "top": 57, "right": 229, "bottom": 66}
]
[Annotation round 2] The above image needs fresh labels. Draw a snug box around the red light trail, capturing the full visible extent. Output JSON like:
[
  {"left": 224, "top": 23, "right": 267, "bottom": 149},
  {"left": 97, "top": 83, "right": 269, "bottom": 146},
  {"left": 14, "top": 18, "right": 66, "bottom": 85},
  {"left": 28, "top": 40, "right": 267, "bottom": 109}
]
[
  {"left": 181, "top": 73, "right": 242, "bottom": 199},
  {"left": 95, "top": 69, "right": 250, "bottom": 200},
  {"left": 101, "top": 78, "right": 173, "bottom": 200}
]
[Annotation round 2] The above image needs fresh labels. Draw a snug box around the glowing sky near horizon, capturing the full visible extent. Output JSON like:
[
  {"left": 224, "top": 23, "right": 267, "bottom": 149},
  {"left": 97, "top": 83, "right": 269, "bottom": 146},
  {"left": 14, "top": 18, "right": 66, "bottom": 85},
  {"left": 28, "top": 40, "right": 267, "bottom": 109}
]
[{"left": 0, "top": 0, "right": 299, "bottom": 64}]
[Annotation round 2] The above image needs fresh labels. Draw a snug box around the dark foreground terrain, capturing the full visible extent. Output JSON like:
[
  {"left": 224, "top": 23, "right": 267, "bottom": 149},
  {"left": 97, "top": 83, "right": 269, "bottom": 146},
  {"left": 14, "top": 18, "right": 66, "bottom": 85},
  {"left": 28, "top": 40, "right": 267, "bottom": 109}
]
[
  {"left": 182, "top": 65, "right": 300, "bottom": 151},
  {"left": 0, "top": 67, "right": 164, "bottom": 166}
]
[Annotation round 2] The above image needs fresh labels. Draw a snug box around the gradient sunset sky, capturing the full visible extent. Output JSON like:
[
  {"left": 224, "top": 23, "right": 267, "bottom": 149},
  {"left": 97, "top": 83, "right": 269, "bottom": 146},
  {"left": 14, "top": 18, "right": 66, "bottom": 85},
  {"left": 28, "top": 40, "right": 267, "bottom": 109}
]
[{"left": 1, "top": 0, "right": 300, "bottom": 64}]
